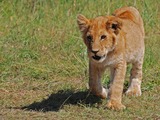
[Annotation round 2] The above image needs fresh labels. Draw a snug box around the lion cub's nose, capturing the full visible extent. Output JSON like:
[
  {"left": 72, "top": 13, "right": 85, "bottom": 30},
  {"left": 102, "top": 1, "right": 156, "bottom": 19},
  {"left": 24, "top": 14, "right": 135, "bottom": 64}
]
[{"left": 91, "top": 50, "right": 99, "bottom": 54}]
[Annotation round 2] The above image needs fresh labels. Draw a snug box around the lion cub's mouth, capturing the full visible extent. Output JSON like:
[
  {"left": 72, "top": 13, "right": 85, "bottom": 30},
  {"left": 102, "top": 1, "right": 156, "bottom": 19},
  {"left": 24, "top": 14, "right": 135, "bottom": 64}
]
[{"left": 92, "top": 55, "right": 105, "bottom": 61}]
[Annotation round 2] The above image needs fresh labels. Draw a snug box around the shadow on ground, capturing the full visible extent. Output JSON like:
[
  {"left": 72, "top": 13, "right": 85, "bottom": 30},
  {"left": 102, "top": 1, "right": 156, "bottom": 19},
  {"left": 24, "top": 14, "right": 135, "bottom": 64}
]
[{"left": 21, "top": 90, "right": 102, "bottom": 112}]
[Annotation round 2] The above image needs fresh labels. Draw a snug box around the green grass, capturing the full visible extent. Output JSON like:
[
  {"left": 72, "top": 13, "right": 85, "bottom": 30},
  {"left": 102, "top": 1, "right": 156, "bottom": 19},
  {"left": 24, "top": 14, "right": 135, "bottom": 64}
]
[{"left": 0, "top": 0, "right": 160, "bottom": 119}]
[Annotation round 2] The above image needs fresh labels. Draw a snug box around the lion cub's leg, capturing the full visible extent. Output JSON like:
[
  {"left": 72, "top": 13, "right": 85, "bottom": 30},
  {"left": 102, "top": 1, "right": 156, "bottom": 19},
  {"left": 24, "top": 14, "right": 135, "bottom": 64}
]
[
  {"left": 126, "top": 62, "right": 143, "bottom": 96},
  {"left": 106, "top": 62, "right": 126, "bottom": 110},
  {"left": 89, "top": 62, "right": 108, "bottom": 99}
]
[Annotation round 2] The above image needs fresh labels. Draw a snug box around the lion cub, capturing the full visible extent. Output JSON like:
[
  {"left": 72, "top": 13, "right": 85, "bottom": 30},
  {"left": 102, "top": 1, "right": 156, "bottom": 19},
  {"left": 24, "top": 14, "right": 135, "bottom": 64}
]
[{"left": 77, "top": 7, "right": 145, "bottom": 110}]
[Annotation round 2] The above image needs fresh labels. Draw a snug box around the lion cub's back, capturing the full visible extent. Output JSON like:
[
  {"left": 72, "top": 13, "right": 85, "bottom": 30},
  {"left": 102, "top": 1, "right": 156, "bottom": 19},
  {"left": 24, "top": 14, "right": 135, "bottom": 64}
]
[
  {"left": 114, "top": 6, "right": 144, "bottom": 35},
  {"left": 114, "top": 7, "right": 145, "bottom": 63}
]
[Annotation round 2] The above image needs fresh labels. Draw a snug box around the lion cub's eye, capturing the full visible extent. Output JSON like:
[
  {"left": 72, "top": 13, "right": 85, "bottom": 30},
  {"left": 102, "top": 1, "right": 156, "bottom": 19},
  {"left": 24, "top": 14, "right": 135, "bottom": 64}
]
[
  {"left": 86, "top": 35, "right": 93, "bottom": 42},
  {"left": 101, "top": 35, "right": 106, "bottom": 40}
]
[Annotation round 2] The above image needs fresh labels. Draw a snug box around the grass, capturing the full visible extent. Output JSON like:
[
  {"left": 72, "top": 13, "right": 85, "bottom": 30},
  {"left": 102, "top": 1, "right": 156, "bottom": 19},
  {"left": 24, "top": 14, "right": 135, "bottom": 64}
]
[{"left": 0, "top": 0, "right": 160, "bottom": 119}]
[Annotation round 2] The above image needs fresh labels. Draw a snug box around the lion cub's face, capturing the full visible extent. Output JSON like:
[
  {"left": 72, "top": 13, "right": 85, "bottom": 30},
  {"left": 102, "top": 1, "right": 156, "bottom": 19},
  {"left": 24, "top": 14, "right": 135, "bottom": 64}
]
[{"left": 77, "top": 15, "right": 122, "bottom": 62}]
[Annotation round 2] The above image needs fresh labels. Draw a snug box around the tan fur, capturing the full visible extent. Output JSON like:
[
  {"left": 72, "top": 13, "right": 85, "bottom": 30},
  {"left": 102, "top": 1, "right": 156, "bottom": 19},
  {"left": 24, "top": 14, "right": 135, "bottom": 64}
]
[{"left": 77, "top": 7, "right": 145, "bottom": 110}]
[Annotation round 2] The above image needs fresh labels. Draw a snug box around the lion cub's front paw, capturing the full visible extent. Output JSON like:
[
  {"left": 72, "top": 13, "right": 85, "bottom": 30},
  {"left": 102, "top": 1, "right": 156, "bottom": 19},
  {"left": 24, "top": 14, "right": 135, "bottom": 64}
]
[
  {"left": 97, "top": 87, "right": 108, "bottom": 99},
  {"left": 101, "top": 87, "right": 108, "bottom": 99},
  {"left": 106, "top": 100, "right": 126, "bottom": 110}
]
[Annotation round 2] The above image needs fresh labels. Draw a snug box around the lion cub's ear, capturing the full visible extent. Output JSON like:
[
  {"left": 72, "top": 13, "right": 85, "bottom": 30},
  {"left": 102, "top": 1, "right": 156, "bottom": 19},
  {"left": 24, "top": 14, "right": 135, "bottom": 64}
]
[
  {"left": 106, "top": 18, "right": 122, "bottom": 35},
  {"left": 77, "top": 14, "right": 90, "bottom": 32}
]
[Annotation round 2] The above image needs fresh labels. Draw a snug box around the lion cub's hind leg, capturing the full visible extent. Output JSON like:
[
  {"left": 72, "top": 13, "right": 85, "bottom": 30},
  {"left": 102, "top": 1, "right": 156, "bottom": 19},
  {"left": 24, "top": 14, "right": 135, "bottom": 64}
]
[{"left": 126, "top": 62, "right": 143, "bottom": 96}]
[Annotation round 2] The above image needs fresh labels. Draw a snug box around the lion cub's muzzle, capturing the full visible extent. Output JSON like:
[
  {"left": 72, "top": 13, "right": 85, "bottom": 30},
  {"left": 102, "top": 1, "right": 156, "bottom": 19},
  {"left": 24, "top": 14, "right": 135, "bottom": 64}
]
[
  {"left": 92, "top": 55, "right": 101, "bottom": 61},
  {"left": 91, "top": 50, "right": 106, "bottom": 62}
]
